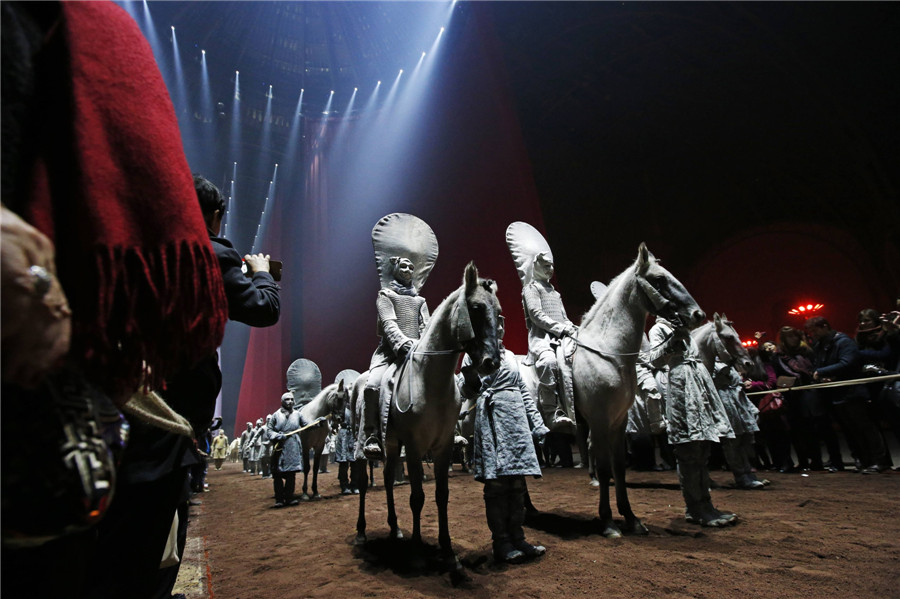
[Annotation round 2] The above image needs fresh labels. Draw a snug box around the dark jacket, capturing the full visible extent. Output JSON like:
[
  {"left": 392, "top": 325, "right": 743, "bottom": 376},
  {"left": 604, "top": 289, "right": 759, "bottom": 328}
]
[
  {"left": 812, "top": 331, "right": 866, "bottom": 403},
  {"left": 210, "top": 236, "right": 280, "bottom": 327}
]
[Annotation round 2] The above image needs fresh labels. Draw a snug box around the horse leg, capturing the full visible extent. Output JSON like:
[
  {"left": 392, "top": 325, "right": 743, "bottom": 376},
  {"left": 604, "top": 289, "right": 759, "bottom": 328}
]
[
  {"left": 301, "top": 453, "right": 311, "bottom": 501},
  {"left": 611, "top": 428, "right": 648, "bottom": 535},
  {"left": 383, "top": 455, "right": 402, "bottom": 539},
  {"left": 311, "top": 450, "right": 321, "bottom": 499},
  {"left": 405, "top": 448, "right": 426, "bottom": 545},
  {"left": 353, "top": 460, "right": 367, "bottom": 545},
  {"left": 432, "top": 448, "right": 461, "bottom": 572},
  {"left": 594, "top": 434, "right": 621, "bottom": 538}
]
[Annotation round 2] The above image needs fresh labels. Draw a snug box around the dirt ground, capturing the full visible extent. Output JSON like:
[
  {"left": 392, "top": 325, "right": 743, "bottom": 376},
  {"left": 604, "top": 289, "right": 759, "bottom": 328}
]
[{"left": 185, "top": 459, "right": 900, "bottom": 598}]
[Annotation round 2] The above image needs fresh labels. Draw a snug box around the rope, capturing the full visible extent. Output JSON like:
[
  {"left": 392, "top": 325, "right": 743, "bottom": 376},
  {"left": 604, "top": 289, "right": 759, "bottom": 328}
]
[
  {"left": 573, "top": 331, "right": 673, "bottom": 358},
  {"left": 745, "top": 373, "right": 900, "bottom": 396}
]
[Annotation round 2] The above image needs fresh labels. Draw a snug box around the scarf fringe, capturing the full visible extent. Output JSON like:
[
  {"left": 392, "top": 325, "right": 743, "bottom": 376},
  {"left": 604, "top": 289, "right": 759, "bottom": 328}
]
[{"left": 76, "top": 240, "right": 227, "bottom": 405}]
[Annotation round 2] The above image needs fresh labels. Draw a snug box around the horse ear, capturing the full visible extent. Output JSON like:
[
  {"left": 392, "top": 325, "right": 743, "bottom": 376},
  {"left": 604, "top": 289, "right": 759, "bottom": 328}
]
[
  {"left": 451, "top": 291, "right": 475, "bottom": 342},
  {"left": 337, "top": 379, "right": 345, "bottom": 392},
  {"left": 636, "top": 242, "right": 651, "bottom": 273},
  {"left": 464, "top": 261, "right": 479, "bottom": 294},
  {"left": 721, "top": 312, "right": 728, "bottom": 322}
]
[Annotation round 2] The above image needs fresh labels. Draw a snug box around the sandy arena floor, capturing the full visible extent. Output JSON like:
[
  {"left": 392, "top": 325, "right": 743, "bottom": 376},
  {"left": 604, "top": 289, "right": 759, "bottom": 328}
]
[{"left": 175, "top": 459, "right": 900, "bottom": 598}]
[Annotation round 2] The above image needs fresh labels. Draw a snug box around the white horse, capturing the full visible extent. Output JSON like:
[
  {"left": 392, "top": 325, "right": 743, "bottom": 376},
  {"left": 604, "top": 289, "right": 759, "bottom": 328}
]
[
  {"left": 351, "top": 263, "right": 503, "bottom": 567},
  {"left": 298, "top": 380, "right": 349, "bottom": 499},
  {"left": 572, "top": 243, "right": 706, "bottom": 537}
]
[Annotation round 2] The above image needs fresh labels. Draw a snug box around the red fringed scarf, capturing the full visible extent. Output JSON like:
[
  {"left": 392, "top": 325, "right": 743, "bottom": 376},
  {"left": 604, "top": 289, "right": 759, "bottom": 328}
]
[{"left": 24, "top": 1, "right": 228, "bottom": 403}]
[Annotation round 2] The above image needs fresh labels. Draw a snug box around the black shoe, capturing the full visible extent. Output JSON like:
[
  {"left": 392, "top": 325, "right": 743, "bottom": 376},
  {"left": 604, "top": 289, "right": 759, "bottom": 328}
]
[
  {"left": 288, "top": 498, "right": 300, "bottom": 506},
  {"left": 861, "top": 465, "right": 884, "bottom": 475},
  {"left": 273, "top": 502, "right": 285, "bottom": 509}
]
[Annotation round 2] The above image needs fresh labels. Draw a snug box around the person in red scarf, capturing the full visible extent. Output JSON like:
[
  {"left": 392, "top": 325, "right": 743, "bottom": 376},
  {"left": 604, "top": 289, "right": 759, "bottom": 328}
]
[{"left": 2, "top": 1, "right": 228, "bottom": 597}]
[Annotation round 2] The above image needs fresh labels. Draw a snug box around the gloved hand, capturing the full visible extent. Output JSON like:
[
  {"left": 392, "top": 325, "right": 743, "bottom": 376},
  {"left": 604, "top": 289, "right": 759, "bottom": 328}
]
[
  {"left": 397, "top": 340, "right": 415, "bottom": 360},
  {"left": 533, "top": 425, "right": 549, "bottom": 446},
  {"left": 316, "top": 417, "right": 328, "bottom": 428},
  {"left": 271, "top": 433, "right": 285, "bottom": 441}
]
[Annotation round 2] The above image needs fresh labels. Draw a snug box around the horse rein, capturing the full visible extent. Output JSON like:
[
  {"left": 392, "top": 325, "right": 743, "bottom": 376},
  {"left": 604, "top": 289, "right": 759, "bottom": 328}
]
[{"left": 572, "top": 330, "right": 673, "bottom": 358}]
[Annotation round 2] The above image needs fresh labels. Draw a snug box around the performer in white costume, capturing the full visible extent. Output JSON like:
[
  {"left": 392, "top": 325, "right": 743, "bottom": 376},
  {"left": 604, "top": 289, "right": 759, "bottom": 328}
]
[
  {"left": 506, "top": 222, "right": 577, "bottom": 434},
  {"left": 359, "top": 214, "right": 437, "bottom": 460}
]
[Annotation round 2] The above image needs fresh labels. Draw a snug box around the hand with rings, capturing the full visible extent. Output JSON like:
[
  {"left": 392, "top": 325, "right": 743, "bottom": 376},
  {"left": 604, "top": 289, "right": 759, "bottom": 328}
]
[{"left": 1, "top": 205, "right": 72, "bottom": 387}]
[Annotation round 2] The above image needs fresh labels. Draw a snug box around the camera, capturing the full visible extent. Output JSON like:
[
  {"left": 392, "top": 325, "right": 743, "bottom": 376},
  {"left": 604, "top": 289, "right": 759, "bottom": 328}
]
[{"left": 881, "top": 311, "right": 900, "bottom": 326}]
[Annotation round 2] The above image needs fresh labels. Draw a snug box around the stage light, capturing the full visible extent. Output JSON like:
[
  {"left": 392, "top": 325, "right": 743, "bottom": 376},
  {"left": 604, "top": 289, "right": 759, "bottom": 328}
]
[
  {"left": 422, "top": 52, "right": 426, "bottom": 58},
  {"left": 788, "top": 302, "right": 825, "bottom": 316},
  {"left": 171, "top": 26, "right": 174, "bottom": 31},
  {"left": 202, "top": 50, "right": 205, "bottom": 55}
]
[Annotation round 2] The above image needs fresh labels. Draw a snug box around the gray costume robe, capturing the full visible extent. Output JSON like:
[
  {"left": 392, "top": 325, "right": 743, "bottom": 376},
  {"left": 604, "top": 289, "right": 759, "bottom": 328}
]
[
  {"left": 461, "top": 350, "right": 548, "bottom": 482},
  {"left": 712, "top": 361, "right": 760, "bottom": 436},
  {"left": 648, "top": 319, "right": 734, "bottom": 445},
  {"left": 248, "top": 425, "right": 265, "bottom": 462},
  {"left": 333, "top": 405, "right": 355, "bottom": 463},
  {"left": 626, "top": 357, "right": 666, "bottom": 435},
  {"left": 267, "top": 408, "right": 304, "bottom": 472}
]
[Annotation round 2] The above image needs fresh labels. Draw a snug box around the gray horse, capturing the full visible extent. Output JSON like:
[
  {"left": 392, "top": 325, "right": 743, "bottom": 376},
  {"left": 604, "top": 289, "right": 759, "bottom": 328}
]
[
  {"left": 351, "top": 262, "right": 503, "bottom": 567},
  {"left": 298, "top": 380, "right": 350, "bottom": 500},
  {"left": 572, "top": 243, "right": 706, "bottom": 538},
  {"left": 691, "top": 313, "right": 753, "bottom": 375}
]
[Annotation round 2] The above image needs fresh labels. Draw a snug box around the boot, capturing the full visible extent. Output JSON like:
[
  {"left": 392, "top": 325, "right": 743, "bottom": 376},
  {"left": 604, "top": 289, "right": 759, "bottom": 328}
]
[
  {"left": 362, "top": 388, "right": 384, "bottom": 460},
  {"left": 676, "top": 442, "right": 734, "bottom": 527},
  {"left": 508, "top": 480, "right": 546, "bottom": 558},
  {"left": 722, "top": 437, "right": 764, "bottom": 490},
  {"left": 338, "top": 462, "right": 352, "bottom": 495},
  {"left": 484, "top": 483, "right": 526, "bottom": 564}
]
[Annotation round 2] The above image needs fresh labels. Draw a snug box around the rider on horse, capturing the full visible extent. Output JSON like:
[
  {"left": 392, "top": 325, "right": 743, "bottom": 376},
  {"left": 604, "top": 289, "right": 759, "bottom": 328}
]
[{"left": 507, "top": 222, "right": 577, "bottom": 434}]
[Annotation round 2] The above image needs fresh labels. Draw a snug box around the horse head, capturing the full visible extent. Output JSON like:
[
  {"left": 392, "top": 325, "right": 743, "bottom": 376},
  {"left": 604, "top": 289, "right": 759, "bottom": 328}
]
[
  {"left": 713, "top": 312, "right": 753, "bottom": 373},
  {"left": 324, "top": 379, "right": 350, "bottom": 427},
  {"left": 634, "top": 242, "right": 705, "bottom": 329},
  {"left": 451, "top": 261, "right": 503, "bottom": 376}
]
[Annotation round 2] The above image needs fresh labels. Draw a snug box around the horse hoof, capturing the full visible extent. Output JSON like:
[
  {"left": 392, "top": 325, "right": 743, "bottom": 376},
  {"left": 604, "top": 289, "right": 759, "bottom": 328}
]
[
  {"left": 301, "top": 494, "right": 311, "bottom": 502},
  {"left": 313, "top": 494, "right": 322, "bottom": 500},
  {"left": 589, "top": 478, "right": 600, "bottom": 488},
  {"left": 627, "top": 520, "right": 649, "bottom": 536},
  {"left": 353, "top": 534, "right": 367, "bottom": 546},
  {"left": 600, "top": 523, "right": 622, "bottom": 538},
  {"left": 390, "top": 529, "right": 404, "bottom": 540}
]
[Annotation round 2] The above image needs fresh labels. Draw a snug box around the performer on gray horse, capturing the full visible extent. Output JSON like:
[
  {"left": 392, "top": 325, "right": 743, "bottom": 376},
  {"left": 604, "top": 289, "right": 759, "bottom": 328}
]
[
  {"left": 361, "top": 255, "right": 431, "bottom": 459},
  {"left": 507, "top": 223, "right": 577, "bottom": 434},
  {"left": 459, "top": 319, "right": 549, "bottom": 564}
]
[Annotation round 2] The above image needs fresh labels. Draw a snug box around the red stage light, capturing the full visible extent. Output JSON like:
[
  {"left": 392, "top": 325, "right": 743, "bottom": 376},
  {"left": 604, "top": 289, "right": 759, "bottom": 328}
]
[{"left": 788, "top": 302, "right": 825, "bottom": 316}]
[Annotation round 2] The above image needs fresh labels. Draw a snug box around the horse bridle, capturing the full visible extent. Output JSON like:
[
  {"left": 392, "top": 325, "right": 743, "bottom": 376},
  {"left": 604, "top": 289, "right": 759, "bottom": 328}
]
[{"left": 635, "top": 274, "right": 684, "bottom": 327}]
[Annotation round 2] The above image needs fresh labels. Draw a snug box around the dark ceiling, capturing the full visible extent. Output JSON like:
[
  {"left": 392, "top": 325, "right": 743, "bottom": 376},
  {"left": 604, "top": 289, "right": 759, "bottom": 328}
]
[{"left": 144, "top": 1, "right": 899, "bottom": 323}]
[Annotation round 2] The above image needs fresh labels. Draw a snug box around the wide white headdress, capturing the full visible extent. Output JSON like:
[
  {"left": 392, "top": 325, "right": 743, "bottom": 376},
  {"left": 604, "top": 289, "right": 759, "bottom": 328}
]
[
  {"left": 372, "top": 213, "right": 438, "bottom": 291},
  {"left": 285, "top": 358, "right": 322, "bottom": 405},
  {"left": 589, "top": 281, "right": 608, "bottom": 302},
  {"left": 505, "top": 221, "right": 553, "bottom": 287},
  {"left": 334, "top": 369, "right": 361, "bottom": 388}
]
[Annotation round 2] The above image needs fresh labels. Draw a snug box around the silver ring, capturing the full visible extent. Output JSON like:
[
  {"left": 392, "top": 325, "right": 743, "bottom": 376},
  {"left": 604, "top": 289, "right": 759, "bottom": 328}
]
[{"left": 29, "top": 265, "right": 52, "bottom": 298}]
